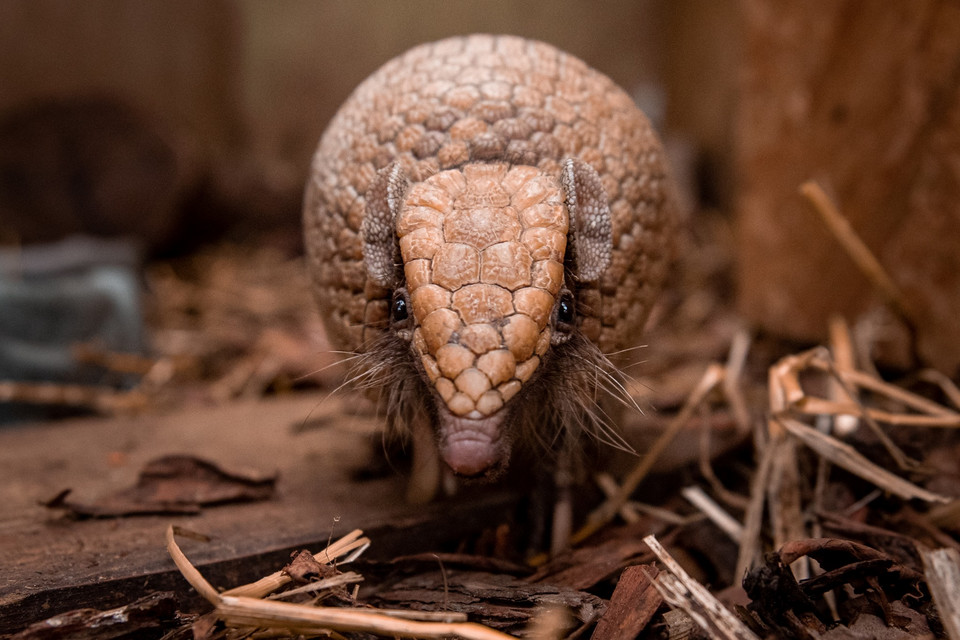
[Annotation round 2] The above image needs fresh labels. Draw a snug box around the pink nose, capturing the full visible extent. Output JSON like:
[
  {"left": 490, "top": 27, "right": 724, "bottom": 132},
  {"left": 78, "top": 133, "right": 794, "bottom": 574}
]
[
  {"left": 441, "top": 438, "right": 500, "bottom": 477},
  {"left": 438, "top": 410, "right": 507, "bottom": 476}
]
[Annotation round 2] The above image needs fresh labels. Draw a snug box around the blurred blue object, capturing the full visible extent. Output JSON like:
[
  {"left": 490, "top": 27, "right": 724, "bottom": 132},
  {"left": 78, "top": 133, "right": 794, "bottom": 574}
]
[{"left": 0, "top": 235, "right": 144, "bottom": 423}]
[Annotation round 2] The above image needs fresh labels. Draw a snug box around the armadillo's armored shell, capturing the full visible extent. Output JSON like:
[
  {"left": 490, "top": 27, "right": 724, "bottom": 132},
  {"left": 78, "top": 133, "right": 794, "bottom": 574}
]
[{"left": 304, "top": 34, "right": 674, "bottom": 368}]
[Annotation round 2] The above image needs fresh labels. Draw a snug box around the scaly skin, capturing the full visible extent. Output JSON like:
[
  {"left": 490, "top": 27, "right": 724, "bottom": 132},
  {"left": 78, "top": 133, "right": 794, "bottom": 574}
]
[{"left": 304, "top": 34, "right": 675, "bottom": 479}]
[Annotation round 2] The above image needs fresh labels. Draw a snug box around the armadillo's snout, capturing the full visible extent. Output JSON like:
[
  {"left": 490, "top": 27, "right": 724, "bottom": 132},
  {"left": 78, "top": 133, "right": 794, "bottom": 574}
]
[{"left": 439, "top": 412, "right": 508, "bottom": 477}]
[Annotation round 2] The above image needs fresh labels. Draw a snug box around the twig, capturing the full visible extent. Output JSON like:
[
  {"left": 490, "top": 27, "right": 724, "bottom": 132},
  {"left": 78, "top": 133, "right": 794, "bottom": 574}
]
[
  {"left": 828, "top": 316, "right": 859, "bottom": 435},
  {"left": 919, "top": 369, "right": 960, "bottom": 411},
  {"left": 323, "top": 608, "right": 468, "bottom": 622},
  {"left": 736, "top": 425, "right": 778, "bottom": 581},
  {"left": 644, "top": 535, "right": 761, "bottom": 640},
  {"left": 809, "top": 358, "right": 959, "bottom": 418},
  {"left": 799, "top": 181, "right": 913, "bottom": 322},
  {"left": 0, "top": 380, "right": 148, "bottom": 414},
  {"left": 574, "top": 363, "right": 725, "bottom": 543},
  {"left": 594, "top": 473, "right": 641, "bottom": 523},
  {"left": 774, "top": 349, "right": 943, "bottom": 470},
  {"left": 791, "top": 398, "right": 960, "bottom": 428},
  {"left": 777, "top": 417, "right": 950, "bottom": 503},
  {"left": 698, "top": 407, "right": 751, "bottom": 511},
  {"left": 223, "top": 529, "right": 370, "bottom": 598},
  {"left": 596, "top": 475, "right": 701, "bottom": 526},
  {"left": 841, "top": 489, "right": 883, "bottom": 516},
  {"left": 769, "top": 347, "right": 825, "bottom": 411},
  {"left": 216, "top": 595, "right": 516, "bottom": 639},
  {"left": 681, "top": 486, "right": 744, "bottom": 544},
  {"left": 266, "top": 572, "right": 364, "bottom": 600},
  {"left": 165, "top": 525, "right": 514, "bottom": 639},
  {"left": 165, "top": 525, "right": 220, "bottom": 604},
  {"left": 766, "top": 436, "right": 807, "bottom": 579},
  {"left": 723, "top": 328, "right": 753, "bottom": 434},
  {"left": 71, "top": 343, "right": 159, "bottom": 375}
]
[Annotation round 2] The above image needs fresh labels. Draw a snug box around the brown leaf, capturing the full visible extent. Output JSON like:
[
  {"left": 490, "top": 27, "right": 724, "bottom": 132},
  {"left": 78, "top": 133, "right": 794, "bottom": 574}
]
[
  {"left": 778, "top": 538, "right": 925, "bottom": 594},
  {"left": 283, "top": 549, "right": 333, "bottom": 584},
  {"left": 818, "top": 512, "right": 927, "bottom": 569},
  {"left": 48, "top": 455, "right": 276, "bottom": 517},
  {"left": 745, "top": 538, "right": 930, "bottom": 639}
]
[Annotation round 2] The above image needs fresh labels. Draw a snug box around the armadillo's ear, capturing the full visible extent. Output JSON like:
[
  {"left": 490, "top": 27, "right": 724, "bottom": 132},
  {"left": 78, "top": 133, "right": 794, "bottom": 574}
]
[
  {"left": 362, "top": 162, "right": 408, "bottom": 288},
  {"left": 561, "top": 158, "right": 612, "bottom": 283}
]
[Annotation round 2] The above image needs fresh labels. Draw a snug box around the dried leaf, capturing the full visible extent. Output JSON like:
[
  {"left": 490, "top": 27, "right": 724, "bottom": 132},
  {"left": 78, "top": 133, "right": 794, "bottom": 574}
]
[
  {"left": 50, "top": 455, "right": 276, "bottom": 517},
  {"left": 283, "top": 549, "right": 331, "bottom": 584},
  {"left": 746, "top": 538, "right": 929, "bottom": 638}
]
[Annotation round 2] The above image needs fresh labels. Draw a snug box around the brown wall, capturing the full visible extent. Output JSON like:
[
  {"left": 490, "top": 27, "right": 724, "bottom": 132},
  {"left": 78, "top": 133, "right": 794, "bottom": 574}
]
[
  {"left": 0, "top": 1, "right": 738, "bottom": 193},
  {"left": 0, "top": 0, "right": 241, "bottom": 148},
  {"left": 231, "top": 0, "right": 674, "bottom": 170},
  {"left": 735, "top": 0, "right": 960, "bottom": 373}
]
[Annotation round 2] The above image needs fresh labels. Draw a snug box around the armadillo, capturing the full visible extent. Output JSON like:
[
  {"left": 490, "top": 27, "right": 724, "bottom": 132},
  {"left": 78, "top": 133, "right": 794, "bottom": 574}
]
[{"left": 304, "top": 34, "right": 675, "bottom": 487}]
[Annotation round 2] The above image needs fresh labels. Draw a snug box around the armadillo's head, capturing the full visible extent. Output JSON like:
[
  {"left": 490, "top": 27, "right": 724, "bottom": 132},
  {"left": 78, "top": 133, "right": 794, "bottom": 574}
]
[{"left": 361, "top": 159, "right": 612, "bottom": 477}]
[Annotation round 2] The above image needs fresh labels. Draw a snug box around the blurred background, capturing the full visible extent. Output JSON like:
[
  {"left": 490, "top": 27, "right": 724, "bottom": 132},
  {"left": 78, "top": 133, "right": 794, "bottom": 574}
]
[
  {"left": 0, "top": 0, "right": 957, "bottom": 423},
  {"left": 0, "top": 0, "right": 739, "bottom": 252}
]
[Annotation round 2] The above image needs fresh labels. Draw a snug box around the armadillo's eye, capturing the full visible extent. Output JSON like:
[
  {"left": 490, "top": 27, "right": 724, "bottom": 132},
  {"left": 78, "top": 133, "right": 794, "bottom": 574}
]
[
  {"left": 393, "top": 296, "right": 408, "bottom": 321},
  {"left": 552, "top": 289, "right": 576, "bottom": 344},
  {"left": 557, "top": 295, "right": 574, "bottom": 325},
  {"left": 390, "top": 288, "right": 411, "bottom": 331}
]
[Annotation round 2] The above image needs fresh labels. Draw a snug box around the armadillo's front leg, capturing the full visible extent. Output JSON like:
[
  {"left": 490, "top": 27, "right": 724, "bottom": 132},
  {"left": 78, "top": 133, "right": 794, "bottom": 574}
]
[
  {"left": 405, "top": 412, "right": 441, "bottom": 504},
  {"left": 550, "top": 445, "right": 575, "bottom": 556}
]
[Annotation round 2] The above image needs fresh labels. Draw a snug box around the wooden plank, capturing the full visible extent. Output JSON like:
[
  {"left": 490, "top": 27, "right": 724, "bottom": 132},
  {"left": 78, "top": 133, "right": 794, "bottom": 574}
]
[{"left": 0, "top": 393, "right": 519, "bottom": 631}]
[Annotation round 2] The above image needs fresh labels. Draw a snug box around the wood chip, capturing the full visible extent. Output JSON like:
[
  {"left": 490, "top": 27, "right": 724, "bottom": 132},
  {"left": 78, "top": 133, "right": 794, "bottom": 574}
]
[
  {"left": 9, "top": 592, "right": 178, "bottom": 640},
  {"left": 921, "top": 547, "right": 960, "bottom": 640},
  {"left": 591, "top": 564, "right": 662, "bottom": 640}
]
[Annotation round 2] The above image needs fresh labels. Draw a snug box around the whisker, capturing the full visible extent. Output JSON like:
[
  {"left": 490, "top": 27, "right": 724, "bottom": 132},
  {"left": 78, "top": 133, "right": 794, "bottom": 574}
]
[
  {"left": 619, "top": 360, "right": 651, "bottom": 372},
  {"left": 320, "top": 319, "right": 651, "bottom": 476},
  {"left": 512, "top": 330, "right": 650, "bottom": 464},
  {"left": 565, "top": 348, "right": 643, "bottom": 415},
  {"left": 584, "top": 401, "right": 636, "bottom": 454},
  {"left": 602, "top": 344, "right": 649, "bottom": 358},
  {"left": 315, "top": 349, "right": 366, "bottom": 359},
  {"left": 293, "top": 354, "right": 365, "bottom": 382}
]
